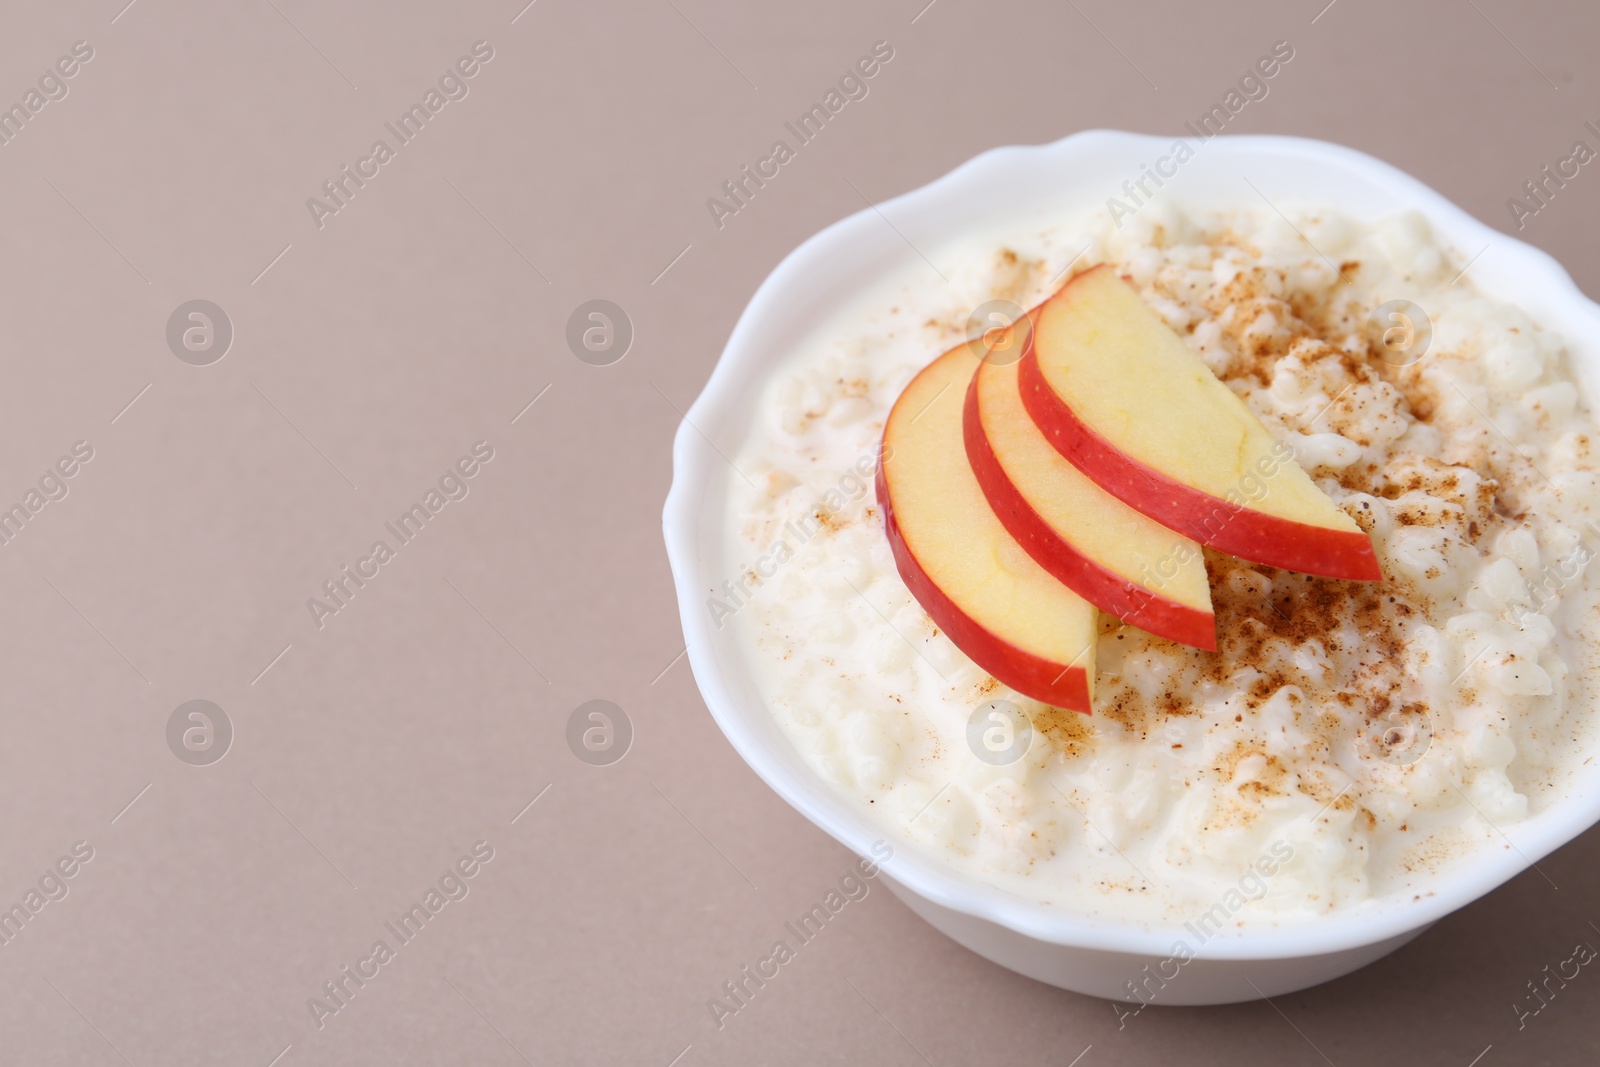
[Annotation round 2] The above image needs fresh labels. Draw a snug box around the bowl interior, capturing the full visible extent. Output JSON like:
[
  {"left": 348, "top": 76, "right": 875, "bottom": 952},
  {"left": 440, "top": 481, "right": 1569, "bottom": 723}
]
[{"left": 664, "top": 131, "right": 1600, "bottom": 959}]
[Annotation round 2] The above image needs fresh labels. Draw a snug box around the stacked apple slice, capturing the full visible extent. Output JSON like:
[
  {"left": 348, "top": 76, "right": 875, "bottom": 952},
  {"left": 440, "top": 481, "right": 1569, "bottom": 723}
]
[
  {"left": 876, "top": 265, "right": 1380, "bottom": 713},
  {"left": 1021, "top": 266, "right": 1382, "bottom": 581},
  {"left": 965, "top": 316, "right": 1217, "bottom": 651},
  {"left": 878, "top": 341, "right": 1099, "bottom": 711}
]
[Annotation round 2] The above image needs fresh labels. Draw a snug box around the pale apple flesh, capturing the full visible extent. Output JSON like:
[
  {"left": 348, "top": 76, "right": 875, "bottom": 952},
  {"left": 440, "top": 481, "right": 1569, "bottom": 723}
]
[
  {"left": 966, "top": 314, "right": 1217, "bottom": 650},
  {"left": 878, "top": 343, "right": 1097, "bottom": 712},
  {"left": 1022, "top": 265, "right": 1381, "bottom": 582}
]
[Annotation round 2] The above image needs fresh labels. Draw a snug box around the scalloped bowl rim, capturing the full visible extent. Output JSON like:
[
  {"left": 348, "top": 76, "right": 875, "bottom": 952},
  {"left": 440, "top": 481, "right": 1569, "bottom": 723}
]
[{"left": 662, "top": 130, "right": 1600, "bottom": 961}]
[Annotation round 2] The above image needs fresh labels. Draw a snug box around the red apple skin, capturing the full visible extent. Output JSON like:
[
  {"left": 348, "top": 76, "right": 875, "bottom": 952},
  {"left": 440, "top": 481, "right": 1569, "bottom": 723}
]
[
  {"left": 875, "top": 460, "right": 1092, "bottom": 712},
  {"left": 1018, "top": 348, "right": 1383, "bottom": 582},
  {"left": 963, "top": 365, "right": 1217, "bottom": 651}
]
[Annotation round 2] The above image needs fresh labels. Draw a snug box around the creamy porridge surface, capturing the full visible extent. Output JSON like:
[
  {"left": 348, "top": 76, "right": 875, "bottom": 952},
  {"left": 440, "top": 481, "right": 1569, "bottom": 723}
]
[{"left": 719, "top": 200, "right": 1600, "bottom": 928}]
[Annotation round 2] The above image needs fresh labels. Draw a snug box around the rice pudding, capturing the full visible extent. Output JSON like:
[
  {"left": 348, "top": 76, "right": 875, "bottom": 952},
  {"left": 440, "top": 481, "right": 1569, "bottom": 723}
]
[{"left": 717, "top": 200, "right": 1600, "bottom": 928}]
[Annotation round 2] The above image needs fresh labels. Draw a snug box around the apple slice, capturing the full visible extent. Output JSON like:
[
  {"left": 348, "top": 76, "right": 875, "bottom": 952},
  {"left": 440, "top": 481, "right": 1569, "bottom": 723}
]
[
  {"left": 965, "top": 314, "right": 1216, "bottom": 650},
  {"left": 1021, "top": 265, "right": 1381, "bottom": 581},
  {"left": 878, "top": 342, "right": 1097, "bottom": 711}
]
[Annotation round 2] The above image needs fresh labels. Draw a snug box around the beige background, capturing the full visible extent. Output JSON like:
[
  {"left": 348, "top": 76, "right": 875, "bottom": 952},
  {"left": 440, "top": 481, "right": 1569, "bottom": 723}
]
[{"left": 0, "top": 0, "right": 1596, "bottom": 1063}]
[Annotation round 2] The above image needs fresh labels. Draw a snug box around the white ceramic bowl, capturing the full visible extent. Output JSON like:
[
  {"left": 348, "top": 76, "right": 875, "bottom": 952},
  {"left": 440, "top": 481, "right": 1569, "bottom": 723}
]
[{"left": 661, "top": 131, "right": 1600, "bottom": 1004}]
